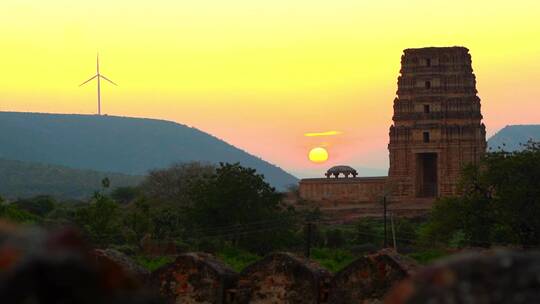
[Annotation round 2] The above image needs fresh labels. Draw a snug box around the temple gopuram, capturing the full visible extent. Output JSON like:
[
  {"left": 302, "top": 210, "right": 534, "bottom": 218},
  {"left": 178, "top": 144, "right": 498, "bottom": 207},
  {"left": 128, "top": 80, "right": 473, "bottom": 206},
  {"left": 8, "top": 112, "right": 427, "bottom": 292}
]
[{"left": 299, "top": 47, "right": 487, "bottom": 216}]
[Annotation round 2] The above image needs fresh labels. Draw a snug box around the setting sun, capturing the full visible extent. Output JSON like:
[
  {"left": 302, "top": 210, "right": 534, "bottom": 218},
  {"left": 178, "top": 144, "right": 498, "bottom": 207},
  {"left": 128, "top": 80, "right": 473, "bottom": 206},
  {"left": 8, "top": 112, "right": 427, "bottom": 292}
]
[{"left": 308, "top": 147, "right": 329, "bottom": 163}]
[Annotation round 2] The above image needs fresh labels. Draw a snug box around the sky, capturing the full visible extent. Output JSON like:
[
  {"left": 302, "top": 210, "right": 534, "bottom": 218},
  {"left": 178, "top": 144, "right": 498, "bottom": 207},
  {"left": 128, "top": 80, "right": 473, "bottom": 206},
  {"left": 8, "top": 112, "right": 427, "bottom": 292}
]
[{"left": 1, "top": 0, "right": 539, "bottom": 178}]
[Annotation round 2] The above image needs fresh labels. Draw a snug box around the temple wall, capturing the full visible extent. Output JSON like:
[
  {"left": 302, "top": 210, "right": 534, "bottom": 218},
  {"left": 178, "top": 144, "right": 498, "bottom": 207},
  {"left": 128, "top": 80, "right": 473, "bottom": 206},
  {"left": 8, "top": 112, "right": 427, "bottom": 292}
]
[{"left": 299, "top": 177, "right": 387, "bottom": 206}]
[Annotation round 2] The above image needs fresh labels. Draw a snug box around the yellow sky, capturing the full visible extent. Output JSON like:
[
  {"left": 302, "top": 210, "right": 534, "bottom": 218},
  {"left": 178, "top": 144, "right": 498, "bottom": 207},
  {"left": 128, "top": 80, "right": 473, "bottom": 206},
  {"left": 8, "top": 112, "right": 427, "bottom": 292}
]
[{"left": 1, "top": 0, "right": 539, "bottom": 177}]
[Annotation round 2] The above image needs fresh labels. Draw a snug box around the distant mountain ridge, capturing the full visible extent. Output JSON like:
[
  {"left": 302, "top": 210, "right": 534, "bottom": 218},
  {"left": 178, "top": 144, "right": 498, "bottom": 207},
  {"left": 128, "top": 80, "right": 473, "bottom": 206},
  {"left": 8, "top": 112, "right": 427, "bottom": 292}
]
[
  {"left": 0, "top": 112, "right": 298, "bottom": 190},
  {"left": 488, "top": 125, "right": 540, "bottom": 152},
  {"left": 0, "top": 158, "right": 142, "bottom": 200}
]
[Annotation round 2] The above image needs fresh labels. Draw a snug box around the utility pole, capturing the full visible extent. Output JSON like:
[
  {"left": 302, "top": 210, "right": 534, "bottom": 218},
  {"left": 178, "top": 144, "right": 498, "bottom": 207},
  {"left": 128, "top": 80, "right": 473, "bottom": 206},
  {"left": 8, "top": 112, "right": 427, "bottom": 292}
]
[
  {"left": 305, "top": 222, "right": 312, "bottom": 258},
  {"left": 391, "top": 212, "right": 397, "bottom": 251},
  {"left": 383, "top": 195, "right": 388, "bottom": 248}
]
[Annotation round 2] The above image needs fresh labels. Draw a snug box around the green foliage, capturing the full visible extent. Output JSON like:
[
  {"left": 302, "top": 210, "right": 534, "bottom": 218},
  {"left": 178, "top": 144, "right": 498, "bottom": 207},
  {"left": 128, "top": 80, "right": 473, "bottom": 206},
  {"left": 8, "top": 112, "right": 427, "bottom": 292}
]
[
  {"left": 354, "top": 218, "right": 384, "bottom": 245},
  {"left": 187, "top": 163, "right": 296, "bottom": 254},
  {"left": 76, "top": 193, "right": 120, "bottom": 247},
  {"left": 111, "top": 186, "right": 140, "bottom": 204},
  {"left": 216, "top": 246, "right": 261, "bottom": 272},
  {"left": 12, "top": 195, "right": 56, "bottom": 217},
  {"left": 310, "top": 248, "right": 356, "bottom": 273},
  {"left": 325, "top": 229, "right": 346, "bottom": 248},
  {"left": 394, "top": 218, "right": 418, "bottom": 243},
  {"left": 422, "top": 141, "right": 540, "bottom": 248},
  {"left": 122, "top": 199, "right": 153, "bottom": 243},
  {"left": 101, "top": 177, "right": 110, "bottom": 190},
  {"left": 150, "top": 207, "right": 185, "bottom": 240},
  {"left": 0, "top": 201, "right": 39, "bottom": 224},
  {"left": 140, "top": 162, "right": 215, "bottom": 206},
  {"left": 407, "top": 249, "right": 448, "bottom": 265},
  {"left": 0, "top": 158, "right": 142, "bottom": 200},
  {"left": 302, "top": 224, "right": 324, "bottom": 247},
  {"left": 134, "top": 256, "right": 175, "bottom": 272}
]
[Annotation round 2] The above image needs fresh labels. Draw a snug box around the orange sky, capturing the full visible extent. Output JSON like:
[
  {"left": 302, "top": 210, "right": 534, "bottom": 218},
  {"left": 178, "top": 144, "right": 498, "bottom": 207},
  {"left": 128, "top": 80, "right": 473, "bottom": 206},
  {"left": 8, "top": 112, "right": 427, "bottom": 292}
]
[{"left": 1, "top": 0, "right": 539, "bottom": 177}]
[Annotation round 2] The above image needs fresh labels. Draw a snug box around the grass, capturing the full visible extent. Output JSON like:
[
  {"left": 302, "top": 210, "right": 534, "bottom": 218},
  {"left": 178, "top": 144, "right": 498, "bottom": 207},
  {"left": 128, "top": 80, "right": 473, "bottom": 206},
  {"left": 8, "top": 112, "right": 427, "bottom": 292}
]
[
  {"left": 407, "top": 249, "right": 448, "bottom": 264},
  {"left": 134, "top": 255, "right": 175, "bottom": 272},
  {"left": 216, "top": 246, "right": 261, "bottom": 272},
  {"left": 310, "top": 247, "right": 356, "bottom": 273}
]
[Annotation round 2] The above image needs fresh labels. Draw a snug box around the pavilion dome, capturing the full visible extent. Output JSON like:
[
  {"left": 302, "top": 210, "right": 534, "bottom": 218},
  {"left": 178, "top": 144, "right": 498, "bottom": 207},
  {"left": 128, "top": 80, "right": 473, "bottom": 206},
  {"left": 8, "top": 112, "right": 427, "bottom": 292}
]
[{"left": 325, "top": 165, "right": 358, "bottom": 178}]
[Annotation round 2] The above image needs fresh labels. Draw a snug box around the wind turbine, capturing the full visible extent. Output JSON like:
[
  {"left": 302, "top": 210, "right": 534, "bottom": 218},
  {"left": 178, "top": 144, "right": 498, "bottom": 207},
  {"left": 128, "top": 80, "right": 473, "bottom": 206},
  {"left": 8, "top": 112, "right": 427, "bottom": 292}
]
[{"left": 79, "top": 54, "right": 117, "bottom": 115}]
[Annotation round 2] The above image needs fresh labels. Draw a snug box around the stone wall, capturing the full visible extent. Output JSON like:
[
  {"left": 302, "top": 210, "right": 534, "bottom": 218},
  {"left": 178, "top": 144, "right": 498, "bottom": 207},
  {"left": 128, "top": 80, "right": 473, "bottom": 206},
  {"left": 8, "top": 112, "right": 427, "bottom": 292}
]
[
  {"left": 328, "top": 249, "right": 418, "bottom": 304},
  {"left": 385, "top": 251, "right": 540, "bottom": 304},
  {"left": 4, "top": 225, "right": 535, "bottom": 304},
  {"left": 0, "top": 222, "right": 161, "bottom": 303},
  {"left": 299, "top": 177, "right": 387, "bottom": 206},
  {"left": 150, "top": 252, "right": 238, "bottom": 304},
  {"left": 233, "top": 252, "right": 331, "bottom": 304}
]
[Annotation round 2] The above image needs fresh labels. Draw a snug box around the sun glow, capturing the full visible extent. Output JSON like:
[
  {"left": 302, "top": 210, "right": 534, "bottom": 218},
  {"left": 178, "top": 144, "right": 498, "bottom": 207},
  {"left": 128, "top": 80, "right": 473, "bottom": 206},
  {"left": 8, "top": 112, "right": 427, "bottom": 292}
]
[{"left": 308, "top": 147, "right": 329, "bottom": 163}]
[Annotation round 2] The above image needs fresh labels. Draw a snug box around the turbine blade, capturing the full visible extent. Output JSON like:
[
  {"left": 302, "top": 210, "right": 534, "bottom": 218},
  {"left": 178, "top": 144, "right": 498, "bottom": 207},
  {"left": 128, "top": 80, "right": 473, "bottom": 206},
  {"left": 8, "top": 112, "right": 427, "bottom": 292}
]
[
  {"left": 100, "top": 74, "right": 118, "bottom": 86},
  {"left": 79, "top": 74, "right": 98, "bottom": 86}
]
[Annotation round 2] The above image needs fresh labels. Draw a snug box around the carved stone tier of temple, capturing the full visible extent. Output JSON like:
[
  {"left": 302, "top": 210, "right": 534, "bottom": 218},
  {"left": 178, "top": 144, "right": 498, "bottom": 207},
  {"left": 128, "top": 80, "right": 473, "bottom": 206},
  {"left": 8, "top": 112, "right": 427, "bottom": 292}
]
[{"left": 388, "top": 47, "right": 487, "bottom": 200}]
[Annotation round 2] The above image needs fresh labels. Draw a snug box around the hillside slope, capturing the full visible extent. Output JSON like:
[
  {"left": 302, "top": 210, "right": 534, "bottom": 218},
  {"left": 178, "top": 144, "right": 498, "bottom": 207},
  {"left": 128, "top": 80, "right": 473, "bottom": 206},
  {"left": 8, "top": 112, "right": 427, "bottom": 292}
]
[
  {"left": 488, "top": 125, "right": 540, "bottom": 152},
  {"left": 0, "top": 158, "right": 142, "bottom": 200},
  {"left": 0, "top": 112, "right": 297, "bottom": 190}
]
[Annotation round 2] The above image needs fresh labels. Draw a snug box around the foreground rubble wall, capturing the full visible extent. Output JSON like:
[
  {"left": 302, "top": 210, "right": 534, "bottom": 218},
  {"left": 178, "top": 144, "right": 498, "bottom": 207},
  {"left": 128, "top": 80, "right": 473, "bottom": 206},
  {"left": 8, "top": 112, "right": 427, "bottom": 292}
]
[
  {"left": 3, "top": 222, "right": 539, "bottom": 304},
  {"left": 150, "top": 252, "right": 238, "bottom": 304},
  {"left": 0, "top": 222, "right": 161, "bottom": 304},
  {"left": 328, "top": 249, "right": 418, "bottom": 304},
  {"left": 233, "top": 252, "right": 331, "bottom": 304},
  {"left": 385, "top": 250, "right": 540, "bottom": 304}
]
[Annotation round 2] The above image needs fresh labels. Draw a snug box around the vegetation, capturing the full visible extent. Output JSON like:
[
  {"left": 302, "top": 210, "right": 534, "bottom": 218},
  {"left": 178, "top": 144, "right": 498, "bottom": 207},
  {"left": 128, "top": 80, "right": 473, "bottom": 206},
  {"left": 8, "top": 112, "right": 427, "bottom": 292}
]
[
  {"left": 216, "top": 246, "right": 261, "bottom": 272},
  {"left": 134, "top": 256, "right": 175, "bottom": 272},
  {"left": 2, "top": 141, "right": 539, "bottom": 271},
  {"left": 0, "top": 158, "right": 142, "bottom": 200},
  {"left": 310, "top": 248, "right": 355, "bottom": 273},
  {"left": 420, "top": 141, "right": 540, "bottom": 248}
]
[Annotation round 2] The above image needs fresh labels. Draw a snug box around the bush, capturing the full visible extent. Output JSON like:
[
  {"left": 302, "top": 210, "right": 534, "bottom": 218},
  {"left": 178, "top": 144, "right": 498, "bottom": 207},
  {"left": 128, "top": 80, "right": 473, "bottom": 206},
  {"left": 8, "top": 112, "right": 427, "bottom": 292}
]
[
  {"left": 354, "top": 218, "right": 383, "bottom": 245},
  {"left": 325, "top": 229, "right": 345, "bottom": 248}
]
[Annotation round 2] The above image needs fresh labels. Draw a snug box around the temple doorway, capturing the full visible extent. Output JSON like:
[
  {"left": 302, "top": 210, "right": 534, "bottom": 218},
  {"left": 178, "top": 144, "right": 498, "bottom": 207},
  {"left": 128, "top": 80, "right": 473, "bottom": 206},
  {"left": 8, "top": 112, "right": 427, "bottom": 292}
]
[{"left": 416, "top": 153, "right": 438, "bottom": 197}]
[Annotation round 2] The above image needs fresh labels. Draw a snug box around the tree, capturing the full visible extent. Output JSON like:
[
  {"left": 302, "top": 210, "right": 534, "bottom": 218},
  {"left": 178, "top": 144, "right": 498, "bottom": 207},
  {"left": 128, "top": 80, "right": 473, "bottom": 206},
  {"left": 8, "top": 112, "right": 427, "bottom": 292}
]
[
  {"left": 187, "top": 163, "right": 295, "bottom": 253},
  {"left": 326, "top": 229, "right": 345, "bottom": 248},
  {"left": 111, "top": 186, "right": 140, "bottom": 204},
  {"left": 354, "top": 218, "right": 382, "bottom": 245},
  {"left": 422, "top": 141, "right": 540, "bottom": 248},
  {"left": 123, "top": 199, "right": 153, "bottom": 243},
  {"left": 140, "top": 162, "right": 215, "bottom": 206},
  {"left": 0, "top": 199, "right": 39, "bottom": 224},
  {"left": 12, "top": 195, "right": 56, "bottom": 217},
  {"left": 76, "top": 193, "right": 120, "bottom": 247}
]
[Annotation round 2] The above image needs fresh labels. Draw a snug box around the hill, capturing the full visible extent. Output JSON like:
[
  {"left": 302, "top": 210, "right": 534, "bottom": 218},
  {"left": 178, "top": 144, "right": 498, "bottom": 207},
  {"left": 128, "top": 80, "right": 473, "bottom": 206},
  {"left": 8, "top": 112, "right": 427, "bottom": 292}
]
[
  {"left": 0, "top": 158, "right": 142, "bottom": 200},
  {"left": 488, "top": 125, "right": 540, "bottom": 152},
  {"left": 0, "top": 112, "right": 297, "bottom": 190}
]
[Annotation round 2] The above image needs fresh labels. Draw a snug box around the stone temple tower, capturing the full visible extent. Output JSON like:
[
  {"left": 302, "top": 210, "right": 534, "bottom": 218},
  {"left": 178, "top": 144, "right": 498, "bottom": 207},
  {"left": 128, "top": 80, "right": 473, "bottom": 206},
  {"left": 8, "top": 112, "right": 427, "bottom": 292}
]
[{"left": 388, "top": 47, "right": 486, "bottom": 201}]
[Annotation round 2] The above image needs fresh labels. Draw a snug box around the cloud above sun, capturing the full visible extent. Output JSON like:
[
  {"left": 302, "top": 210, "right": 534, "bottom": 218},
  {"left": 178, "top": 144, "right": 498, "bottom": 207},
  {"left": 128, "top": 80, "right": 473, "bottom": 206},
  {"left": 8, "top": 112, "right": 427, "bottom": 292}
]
[{"left": 304, "top": 130, "right": 343, "bottom": 137}]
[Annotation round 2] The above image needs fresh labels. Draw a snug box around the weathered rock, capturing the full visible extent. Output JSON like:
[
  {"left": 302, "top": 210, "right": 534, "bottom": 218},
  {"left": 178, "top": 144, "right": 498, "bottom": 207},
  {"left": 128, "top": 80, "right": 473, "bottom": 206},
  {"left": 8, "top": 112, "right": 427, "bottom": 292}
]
[
  {"left": 328, "top": 249, "right": 418, "bottom": 304},
  {"left": 0, "top": 221, "right": 162, "bottom": 303},
  {"left": 91, "top": 248, "right": 150, "bottom": 285},
  {"left": 151, "top": 252, "right": 238, "bottom": 304},
  {"left": 233, "top": 252, "right": 331, "bottom": 304},
  {"left": 385, "top": 250, "right": 540, "bottom": 304}
]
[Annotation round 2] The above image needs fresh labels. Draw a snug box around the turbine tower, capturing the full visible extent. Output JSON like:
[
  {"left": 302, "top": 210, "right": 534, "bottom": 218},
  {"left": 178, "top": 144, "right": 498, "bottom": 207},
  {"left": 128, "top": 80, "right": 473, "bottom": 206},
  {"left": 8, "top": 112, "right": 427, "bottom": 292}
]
[{"left": 79, "top": 54, "right": 117, "bottom": 115}]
